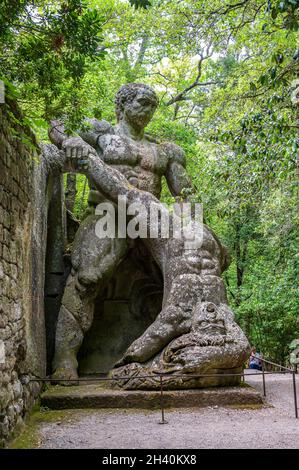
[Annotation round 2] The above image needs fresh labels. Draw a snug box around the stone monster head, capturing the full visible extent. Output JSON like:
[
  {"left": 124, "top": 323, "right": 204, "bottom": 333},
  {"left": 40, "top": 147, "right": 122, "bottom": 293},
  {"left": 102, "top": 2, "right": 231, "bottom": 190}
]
[
  {"left": 193, "top": 302, "right": 226, "bottom": 332},
  {"left": 115, "top": 83, "right": 158, "bottom": 129},
  {"left": 190, "top": 302, "right": 228, "bottom": 346}
]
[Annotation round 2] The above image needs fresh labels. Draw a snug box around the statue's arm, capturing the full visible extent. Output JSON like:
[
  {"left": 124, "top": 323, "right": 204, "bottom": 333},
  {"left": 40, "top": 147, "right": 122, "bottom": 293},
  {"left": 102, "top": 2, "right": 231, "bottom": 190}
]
[
  {"left": 78, "top": 118, "right": 113, "bottom": 150},
  {"left": 164, "top": 143, "right": 194, "bottom": 199},
  {"left": 48, "top": 119, "right": 106, "bottom": 174},
  {"left": 48, "top": 121, "right": 163, "bottom": 215},
  {"left": 48, "top": 120, "right": 155, "bottom": 206},
  {"left": 48, "top": 118, "right": 113, "bottom": 168},
  {"left": 87, "top": 153, "right": 159, "bottom": 209}
]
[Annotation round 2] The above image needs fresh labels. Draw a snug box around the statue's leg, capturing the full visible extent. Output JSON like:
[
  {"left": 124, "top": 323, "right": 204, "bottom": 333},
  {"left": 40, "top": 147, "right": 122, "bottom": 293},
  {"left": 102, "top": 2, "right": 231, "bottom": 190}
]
[
  {"left": 115, "top": 304, "right": 192, "bottom": 366},
  {"left": 52, "top": 214, "right": 128, "bottom": 384},
  {"left": 51, "top": 274, "right": 94, "bottom": 383},
  {"left": 115, "top": 273, "right": 201, "bottom": 366}
]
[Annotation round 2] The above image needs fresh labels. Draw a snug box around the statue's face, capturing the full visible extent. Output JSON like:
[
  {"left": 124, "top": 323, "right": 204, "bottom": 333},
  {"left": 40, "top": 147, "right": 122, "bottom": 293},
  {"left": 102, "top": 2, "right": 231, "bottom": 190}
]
[
  {"left": 193, "top": 302, "right": 226, "bottom": 337},
  {"left": 123, "top": 89, "right": 157, "bottom": 128}
]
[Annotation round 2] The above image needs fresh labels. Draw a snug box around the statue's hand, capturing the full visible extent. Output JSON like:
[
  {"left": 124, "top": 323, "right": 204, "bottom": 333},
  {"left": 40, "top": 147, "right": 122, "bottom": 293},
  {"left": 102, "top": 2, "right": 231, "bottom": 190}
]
[{"left": 62, "top": 136, "right": 96, "bottom": 173}]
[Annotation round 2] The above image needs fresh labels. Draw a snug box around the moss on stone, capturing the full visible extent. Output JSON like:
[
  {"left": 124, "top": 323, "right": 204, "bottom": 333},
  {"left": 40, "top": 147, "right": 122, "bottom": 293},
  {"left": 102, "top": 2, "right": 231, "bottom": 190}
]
[
  {"left": 9, "top": 408, "right": 81, "bottom": 449},
  {"left": 238, "top": 381, "right": 251, "bottom": 388}
]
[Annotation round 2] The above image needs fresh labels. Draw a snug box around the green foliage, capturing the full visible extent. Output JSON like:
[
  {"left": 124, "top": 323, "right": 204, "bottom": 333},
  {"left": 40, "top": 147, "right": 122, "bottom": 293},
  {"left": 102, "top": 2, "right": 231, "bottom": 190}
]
[
  {"left": 0, "top": 1, "right": 106, "bottom": 130},
  {"left": 267, "top": 0, "right": 299, "bottom": 30}
]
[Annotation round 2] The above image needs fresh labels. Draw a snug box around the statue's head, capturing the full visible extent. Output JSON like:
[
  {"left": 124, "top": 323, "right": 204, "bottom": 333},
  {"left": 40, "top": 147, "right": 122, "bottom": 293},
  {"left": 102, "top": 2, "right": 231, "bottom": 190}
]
[
  {"left": 192, "top": 302, "right": 227, "bottom": 337},
  {"left": 115, "top": 83, "right": 158, "bottom": 128}
]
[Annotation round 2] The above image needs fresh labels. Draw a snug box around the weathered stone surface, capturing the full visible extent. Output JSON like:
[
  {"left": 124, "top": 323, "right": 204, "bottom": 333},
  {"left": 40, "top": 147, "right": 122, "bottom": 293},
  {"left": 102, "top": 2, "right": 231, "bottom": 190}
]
[
  {"left": 111, "top": 301, "right": 249, "bottom": 390},
  {"left": 41, "top": 383, "right": 263, "bottom": 410},
  {"left": 49, "top": 84, "right": 193, "bottom": 383},
  {"left": 0, "top": 99, "right": 43, "bottom": 446},
  {"left": 0, "top": 99, "right": 67, "bottom": 446},
  {"left": 48, "top": 83, "right": 250, "bottom": 389},
  {"left": 61, "top": 151, "right": 248, "bottom": 389}
]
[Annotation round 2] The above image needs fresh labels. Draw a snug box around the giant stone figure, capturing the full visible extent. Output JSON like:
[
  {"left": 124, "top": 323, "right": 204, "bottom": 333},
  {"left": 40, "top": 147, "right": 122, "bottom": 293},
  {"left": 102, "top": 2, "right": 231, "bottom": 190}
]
[
  {"left": 50, "top": 83, "right": 193, "bottom": 383},
  {"left": 49, "top": 83, "right": 250, "bottom": 388}
]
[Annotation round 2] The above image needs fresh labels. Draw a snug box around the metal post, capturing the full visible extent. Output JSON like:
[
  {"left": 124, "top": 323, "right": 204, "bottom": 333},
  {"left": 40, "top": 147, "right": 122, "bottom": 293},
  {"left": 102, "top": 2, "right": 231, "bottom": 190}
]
[
  {"left": 159, "top": 375, "right": 167, "bottom": 424},
  {"left": 262, "top": 359, "right": 266, "bottom": 397},
  {"left": 292, "top": 371, "right": 298, "bottom": 419}
]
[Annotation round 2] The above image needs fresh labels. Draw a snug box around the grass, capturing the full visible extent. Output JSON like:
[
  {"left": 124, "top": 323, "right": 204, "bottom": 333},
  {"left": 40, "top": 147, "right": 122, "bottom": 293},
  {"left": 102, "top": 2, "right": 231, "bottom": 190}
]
[{"left": 9, "top": 408, "right": 79, "bottom": 449}]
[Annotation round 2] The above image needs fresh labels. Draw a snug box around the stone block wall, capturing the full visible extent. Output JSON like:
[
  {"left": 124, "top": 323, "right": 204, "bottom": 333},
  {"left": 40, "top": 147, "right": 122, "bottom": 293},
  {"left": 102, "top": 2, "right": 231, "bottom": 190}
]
[{"left": 0, "top": 99, "right": 47, "bottom": 446}]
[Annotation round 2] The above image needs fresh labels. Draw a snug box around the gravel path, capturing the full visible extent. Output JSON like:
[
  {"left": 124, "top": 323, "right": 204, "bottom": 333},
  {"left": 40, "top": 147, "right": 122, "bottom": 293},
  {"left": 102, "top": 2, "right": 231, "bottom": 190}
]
[
  {"left": 245, "top": 370, "right": 297, "bottom": 416},
  {"left": 32, "top": 371, "right": 299, "bottom": 449}
]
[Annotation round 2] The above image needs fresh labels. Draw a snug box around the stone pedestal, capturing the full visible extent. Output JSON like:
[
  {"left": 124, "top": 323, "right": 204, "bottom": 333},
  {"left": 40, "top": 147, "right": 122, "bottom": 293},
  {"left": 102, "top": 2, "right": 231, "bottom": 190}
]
[{"left": 41, "top": 382, "right": 264, "bottom": 410}]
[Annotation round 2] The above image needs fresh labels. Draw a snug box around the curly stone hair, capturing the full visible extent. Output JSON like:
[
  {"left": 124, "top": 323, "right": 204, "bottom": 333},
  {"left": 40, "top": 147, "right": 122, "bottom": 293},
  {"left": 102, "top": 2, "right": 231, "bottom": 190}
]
[{"left": 115, "top": 83, "right": 158, "bottom": 122}]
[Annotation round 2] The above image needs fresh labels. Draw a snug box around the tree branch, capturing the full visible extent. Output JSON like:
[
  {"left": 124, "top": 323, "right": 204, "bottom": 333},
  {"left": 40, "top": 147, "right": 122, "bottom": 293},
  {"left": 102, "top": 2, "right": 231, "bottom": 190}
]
[
  {"left": 134, "top": 35, "right": 149, "bottom": 69},
  {"left": 166, "top": 44, "right": 218, "bottom": 106}
]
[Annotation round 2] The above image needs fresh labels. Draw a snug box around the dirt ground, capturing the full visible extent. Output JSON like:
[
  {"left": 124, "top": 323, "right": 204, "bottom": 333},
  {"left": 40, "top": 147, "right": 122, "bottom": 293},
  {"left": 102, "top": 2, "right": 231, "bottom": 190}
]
[{"left": 14, "top": 371, "right": 299, "bottom": 449}]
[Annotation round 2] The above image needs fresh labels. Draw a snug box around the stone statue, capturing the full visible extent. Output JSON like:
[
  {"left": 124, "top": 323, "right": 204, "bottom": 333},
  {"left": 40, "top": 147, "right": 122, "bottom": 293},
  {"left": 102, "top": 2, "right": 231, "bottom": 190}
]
[
  {"left": 49, "top": 105, "right": 250, "bottom": 388},
  {"left": 81, "top": 153, "right": 250, "bottom": 389},
  {"left": 49, "top": 83, "right": 193, "bottom": 383}
]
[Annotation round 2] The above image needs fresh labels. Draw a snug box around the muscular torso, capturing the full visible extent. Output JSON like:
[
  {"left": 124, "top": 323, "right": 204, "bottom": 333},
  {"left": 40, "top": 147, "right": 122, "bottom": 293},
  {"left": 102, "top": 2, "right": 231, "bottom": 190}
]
[
  {"left": 90, "top": 128, "right": 169, "bottom": 203},
  {"left": 162, "top": 226, "right": 224, "bottom": 277},
  {"left": 158, "top": 225, "right": 229, "bottom": 307}
]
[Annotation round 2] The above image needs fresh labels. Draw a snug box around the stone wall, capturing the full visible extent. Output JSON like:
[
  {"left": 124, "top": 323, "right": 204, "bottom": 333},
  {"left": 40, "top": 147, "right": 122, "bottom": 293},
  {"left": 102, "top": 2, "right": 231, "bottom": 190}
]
[{"left": 0, "top": 99, "right": 63, "bottom": 446}]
